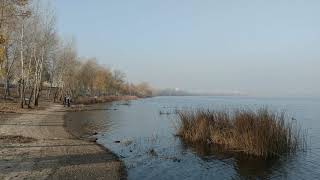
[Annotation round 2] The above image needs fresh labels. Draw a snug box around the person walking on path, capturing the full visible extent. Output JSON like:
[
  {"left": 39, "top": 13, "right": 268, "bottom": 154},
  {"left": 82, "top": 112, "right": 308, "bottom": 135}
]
[
  {"left": 63, "top": 95, "right": 67, "bottom": 107},
  {"left": 67, "top": 96, "right": 71, "bottom": 107}
]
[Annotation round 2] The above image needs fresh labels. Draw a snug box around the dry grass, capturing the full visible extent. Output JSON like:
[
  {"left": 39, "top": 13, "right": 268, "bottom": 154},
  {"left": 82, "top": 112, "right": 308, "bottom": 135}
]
[
  {"left": 176, "top": 108, "right": 306, "bottom": 158},
  {"left": 0, "top": 102, "right": 20, "bottom": 112}
]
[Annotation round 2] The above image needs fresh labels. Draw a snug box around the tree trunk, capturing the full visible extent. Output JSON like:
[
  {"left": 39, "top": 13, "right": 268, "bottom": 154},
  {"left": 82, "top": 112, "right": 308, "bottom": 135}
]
[
  {"left": 4, "top": 78, "right": 10, "bottom": 99},
  {"left": 34, "top": 48, "right": 44, "bottom": 107},
  {"left": 34, "top": 92, "right": 39, "bottom": 106},
  {"left": 20, "top": 23, "right": 25, "bottom": 108},
  {"left": 3, "top": 47, "right": 10, "bottom": 100},
  {"left": 17, "top": 80, "right": 21, "bottom": 97},
  {"left": 20, "top": 79, "right": 24, "bottom": 108},
  {"left": 34, "top": 83, "right": 42, "bottom": 106},
  {"left": 27, "top": 87, "right": 34, "bottom": 108}
]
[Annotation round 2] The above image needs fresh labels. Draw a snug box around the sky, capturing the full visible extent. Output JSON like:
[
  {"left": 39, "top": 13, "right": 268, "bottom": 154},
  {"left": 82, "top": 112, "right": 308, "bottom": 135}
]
[{"left": 53, "top": 0, "right": 320, "bottom": 97}]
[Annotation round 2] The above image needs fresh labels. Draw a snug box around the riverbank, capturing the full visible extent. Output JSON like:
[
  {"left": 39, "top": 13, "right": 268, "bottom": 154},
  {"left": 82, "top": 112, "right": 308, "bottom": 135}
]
[
  {"left": 74, "top": 95, "right": 138, "bottom": 105},
  {"left": 0, "top": 103, "right": 126, "bottom": 180}
]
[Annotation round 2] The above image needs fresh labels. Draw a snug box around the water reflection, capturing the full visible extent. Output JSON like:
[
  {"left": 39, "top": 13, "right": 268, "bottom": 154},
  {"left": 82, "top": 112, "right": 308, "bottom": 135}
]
[
  {"left": 180, "top": 140, "right": 288, "bottom": 179},
  {"left": 65, "top": 97, "right": 320, "bottom": 180},
  {"left": 64, "top": 104, "right": 115, "bottom": 138}
]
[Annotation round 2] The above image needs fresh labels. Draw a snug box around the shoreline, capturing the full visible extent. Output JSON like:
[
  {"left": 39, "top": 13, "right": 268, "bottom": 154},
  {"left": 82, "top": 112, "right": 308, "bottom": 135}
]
[
  {"left": 0, "top": 103, "right": 126, "bottom": 180},
  {"left": 63, "top": 104, "right": 128, "bottom": 179},
  {"left": 74, "top": 95, "right": 138, "bottom": 105}
]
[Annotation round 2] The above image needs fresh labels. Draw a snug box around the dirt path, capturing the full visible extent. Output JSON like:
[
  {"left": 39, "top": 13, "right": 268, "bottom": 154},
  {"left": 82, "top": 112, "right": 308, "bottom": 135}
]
[{"left": 0, "top": 104, "right": 125, "bottom": 180}]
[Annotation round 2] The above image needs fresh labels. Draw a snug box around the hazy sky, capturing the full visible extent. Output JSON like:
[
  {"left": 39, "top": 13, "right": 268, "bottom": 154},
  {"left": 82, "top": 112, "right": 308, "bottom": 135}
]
[{"left": 54, "top": 0, "right": 320, "bottom": 97}]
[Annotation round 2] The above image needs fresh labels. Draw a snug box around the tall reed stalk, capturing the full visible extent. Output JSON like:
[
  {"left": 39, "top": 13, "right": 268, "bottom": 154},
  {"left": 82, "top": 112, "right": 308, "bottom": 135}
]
[{"left": 176, "top": 108, "right": 306, "bottom": 158}]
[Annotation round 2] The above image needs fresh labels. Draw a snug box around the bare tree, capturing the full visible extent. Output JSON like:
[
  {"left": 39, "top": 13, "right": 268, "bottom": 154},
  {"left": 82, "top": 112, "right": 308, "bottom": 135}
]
[
  {"left": 0, "top": 0, "right": 21, "bottom": 99},
  {"left": 0, "top": 0, "right": 153, "bottom": 108}
]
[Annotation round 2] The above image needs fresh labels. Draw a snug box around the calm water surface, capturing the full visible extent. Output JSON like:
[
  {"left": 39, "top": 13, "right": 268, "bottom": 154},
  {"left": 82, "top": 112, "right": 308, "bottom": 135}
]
[{"left": 67, "top": 96, "right": 320, "bottom": 180}]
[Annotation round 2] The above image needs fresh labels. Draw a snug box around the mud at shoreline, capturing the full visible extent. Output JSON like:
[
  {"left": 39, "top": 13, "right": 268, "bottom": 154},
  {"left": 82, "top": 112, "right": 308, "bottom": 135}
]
[
  {"left": 0, "top": 103, "right": 126, "bottom": 180},
  {"left": 64, "top": 103, "right": 127, "bottom": 180}
]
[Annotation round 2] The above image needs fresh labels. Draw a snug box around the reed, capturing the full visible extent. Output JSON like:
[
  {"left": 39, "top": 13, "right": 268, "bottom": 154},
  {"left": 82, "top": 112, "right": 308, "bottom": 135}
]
[{"left": 176, "top": 108, "right": 306, "bottom": 158}]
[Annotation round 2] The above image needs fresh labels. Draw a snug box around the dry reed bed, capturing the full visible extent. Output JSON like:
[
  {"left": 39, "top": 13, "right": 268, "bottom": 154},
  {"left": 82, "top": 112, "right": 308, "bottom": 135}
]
[{"left": 176, "top": 108, "right": 306, "bottom": 158}]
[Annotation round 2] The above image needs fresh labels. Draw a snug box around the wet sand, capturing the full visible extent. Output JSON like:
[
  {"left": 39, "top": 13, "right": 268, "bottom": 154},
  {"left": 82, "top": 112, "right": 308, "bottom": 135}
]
[{"left": 0, "top": 103, "right": 126, "bottom": 180}]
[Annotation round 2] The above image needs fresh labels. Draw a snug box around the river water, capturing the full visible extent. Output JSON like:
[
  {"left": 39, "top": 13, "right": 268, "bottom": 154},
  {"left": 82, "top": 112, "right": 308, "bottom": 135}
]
[{"left": 66, "top": 96, "right": 320, "bottom": 180}]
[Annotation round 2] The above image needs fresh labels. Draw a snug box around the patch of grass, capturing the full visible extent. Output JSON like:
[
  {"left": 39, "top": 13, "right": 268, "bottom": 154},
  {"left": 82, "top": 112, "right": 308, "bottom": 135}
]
[{"left": 176, "top": 108, "right": 306, "bottom": 158}]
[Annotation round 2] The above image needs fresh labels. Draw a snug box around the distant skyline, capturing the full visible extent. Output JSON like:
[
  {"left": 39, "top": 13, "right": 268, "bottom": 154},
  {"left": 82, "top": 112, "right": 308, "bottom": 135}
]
[{"left": 54, "top": 0, "right": 320, "bottom": 97}]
